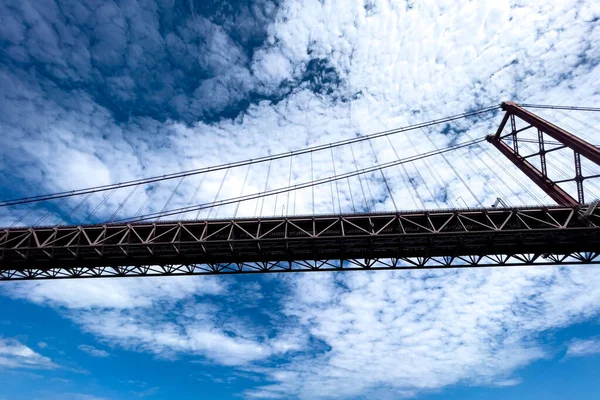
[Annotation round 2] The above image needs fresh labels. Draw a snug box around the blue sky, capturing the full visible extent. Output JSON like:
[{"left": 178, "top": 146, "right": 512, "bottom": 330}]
[{"left": 1, "top": 0, "right": 600, "bottom": 399}]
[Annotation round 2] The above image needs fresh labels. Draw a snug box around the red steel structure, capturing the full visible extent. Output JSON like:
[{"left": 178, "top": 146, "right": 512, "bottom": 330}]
[
  {"left": 1, "top": 102, "right": 600, "bottom": 280},
  {"left": 487, "top": 102, "right": 600, "bottom": 205},
  {"left": 1, "top": 206, "right": 599, "bottom": 280}
]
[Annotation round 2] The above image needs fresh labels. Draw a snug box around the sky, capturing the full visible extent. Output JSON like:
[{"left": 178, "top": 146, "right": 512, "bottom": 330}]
[{"left": 1, "top": 0, "right": 600, "bottom": 399}]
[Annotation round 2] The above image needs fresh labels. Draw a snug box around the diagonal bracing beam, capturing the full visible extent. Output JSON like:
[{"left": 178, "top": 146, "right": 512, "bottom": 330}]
[
  {"left": 487, "top": 102, "right": 600, "bottom": 206},
  {"left": 500, "top": 102, "right": 600, "bottom": 164},
  {"left": 487, "top": 136, "right": 579, "bottom": 206}
]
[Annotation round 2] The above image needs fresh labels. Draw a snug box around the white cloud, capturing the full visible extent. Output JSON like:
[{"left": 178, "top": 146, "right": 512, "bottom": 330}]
[
  {"left": 135, "top": 386, "right": 159, "bottom": 398},
  {"left": 566, "top": 337, "right": 600, "bottom": 358},
  {"left": 0, "top": 338, "right": 57, "bottom": 370},
  {"left": 5, "top": 276, "right": 224, "bottom": 309},
  {"left": 78, "top": 345, "right": 110, "bottom": 358},
  {"left": 1, "top": 278, "right": 303, "bottom": 367},
  {"left": 6, "top": 265, "right": 600, "bottom": 398},
  {"left": 67, "top": 295, "right": 305, "bottom": 366},
  {"left": 492, "top": 378, "right": 522, "bottom": 387},
  {"left": 60, "top": 394, "right": 110, "bottom": 400},
  {"left": 252, "top": 49, "right": 294, "bottom": 87},
  {"left": 246, "top": 266, "right": 600, "bottom": 398},
  {"left": 72, "top": 308, "right": 298, "bottom": 365}
]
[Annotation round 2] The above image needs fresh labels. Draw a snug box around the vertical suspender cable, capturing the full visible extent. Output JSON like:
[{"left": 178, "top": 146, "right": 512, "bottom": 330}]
[
  {"left": 405, "top": 133, "right": 441, "bottom": 208},
  {"left": 311, "top": 151, "right": 315, "bottom": 215},
  {"left": 58, "top": 192, "right": 94, "bottom": 225},
  {"left": 273, "top": 193, "right": 279, "bottom": 216},
  {"left": 368, "top": 140, "right": 398, "bottom": 211},
  {"left": 454, "top": 117, "right": 509, "bottom": 206},
  {"left": 136, "top": 181, "right": 161, "bottom": 218},
  {"left": 420, "top": 128, "right": 482, "bottom": 207},
  {"left": 109, "top": 185, "right": 139, "bottom": 222},
  {"left": 10, "top": 206, "right": 39, "bottom": 228},
  {"left": 187, "top": 174, "right": 207, "bottom": 219},
  {"left": 329, "top": 178, "right": 336, "bottom": 214},
  {"left": 380, "top": 168, "right": 398, "bottom": 211},
  {"left": 234, "top": 165, "right": 252, "bottom": 218},
  {"left": 415, "top": 128, "right": 455, "bottom": 207},
  {"left": 465, "top": 126, "right": 543, "bottom": 204},
  {"left": 258, "top": 160, "right": 272, "bottom": 217},
  {"left": 35, "top": 197, "right": 70, "bottom": 226},
  {"left": 84, "top": 188, "right": 117, "bottom": 223},
  {"left": 460, "top": 146, "right": 511, "bottom": 206},
  {"left": 363, "top": 170, "right": 377, "bottom": 212},
  {"left": 293, "top": 185, "right": 297, "bottom": 215},
  {"left": 0, "top": 205, "right": 17, "bottom": 224},
  {"left": 347, "top": 177, "right": 356, "bottom": 212},
  {"left": 349, "top": 143, "right": 370, "bottom": 212},
  {"left": 386, "top": 135, "right": 422, "bottom": 209},
  {"left": 286, "top": 155, "right": 293, "bottom": 216},
  {"left": 359, "top": 142, "right": 378, "bottom": 211},
  {"left": 330, "top": 147, "right": 342, "bottom": 213},
  {"left": 207, "top": 168, "right": 230, "bottom": 219},
  {"left": 157, "top": 177, "right": 186, "bottom": 221}
]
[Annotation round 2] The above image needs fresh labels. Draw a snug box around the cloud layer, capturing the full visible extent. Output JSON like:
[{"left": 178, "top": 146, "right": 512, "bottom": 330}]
[
  {"left": 247, "top": 266, "right": 600, "bottom": 398},
  {"left": 566, "top": 336, "right": 600, "bottom": 358},
  {"left": 1, "top": 0, "right": 600, "bottom": 399},
  {"left": 4, "top": 276, "right": 303, "bottom": 366},
  {"left": 1, "top": 0, "right": 599, "bottom": 223},
  {"left": 0, "top": 338, "right": 57, "bottom": 370},
  {"left": 4, "top": 265, "right": 600, "bottom": 399}
]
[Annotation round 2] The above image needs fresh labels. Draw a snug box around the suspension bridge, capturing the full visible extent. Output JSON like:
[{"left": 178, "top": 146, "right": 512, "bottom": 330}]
[{"left": 1, "top": 102, "right": 599, "bottom": 280}]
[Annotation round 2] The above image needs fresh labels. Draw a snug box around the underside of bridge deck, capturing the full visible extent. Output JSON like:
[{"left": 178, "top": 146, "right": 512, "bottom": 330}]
[{"left": 1, "top": 205, "right": 599, "bottom": 280}]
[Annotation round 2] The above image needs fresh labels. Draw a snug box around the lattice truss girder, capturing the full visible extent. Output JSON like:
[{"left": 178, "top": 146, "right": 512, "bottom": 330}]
[
  {"left": 2, "top": 253, "right": 600, "bottom": 280},
  {"left": 1, "top": 205, "right": 600, "bottom": 280}
]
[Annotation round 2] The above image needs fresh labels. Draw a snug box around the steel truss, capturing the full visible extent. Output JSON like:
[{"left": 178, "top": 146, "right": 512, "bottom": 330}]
[
  {"left": 1, "top": 253, "right": 600, "bottom": 280},
  {"left": 1, "top": 205, "right": 600, "bottom": 280},
  {"left": 487, "top": 102, "right": 600, "bottom": 205}
]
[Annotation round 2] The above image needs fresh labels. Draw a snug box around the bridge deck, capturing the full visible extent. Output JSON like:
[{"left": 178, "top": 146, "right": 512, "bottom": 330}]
[{"left": 1, "top": 205, "right": 599, "bottom": 280}]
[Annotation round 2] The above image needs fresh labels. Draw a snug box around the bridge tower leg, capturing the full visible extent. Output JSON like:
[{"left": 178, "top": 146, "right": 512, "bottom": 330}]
[{"left": 486, "top": 102, "right": 600, "bottom": 206}]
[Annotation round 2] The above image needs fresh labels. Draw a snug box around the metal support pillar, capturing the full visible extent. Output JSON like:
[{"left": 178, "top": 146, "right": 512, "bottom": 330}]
[
  {"left": 538, "top": 129, "right": 547, "bottom": 177},
  {"left": 499, "top": 102, "right": 600, "bottom": 165},
  {"left": 487, "top": 102, "right": 600, "bottom": 206},
  {"left": 510, "top": 114, "right": 518, "bottom": 153},
  {"left": 575, "top": 152, "right": 584, "bottom": 204},
  {"left": 487, "top": 138, "right": 578, "bottom": 206}
]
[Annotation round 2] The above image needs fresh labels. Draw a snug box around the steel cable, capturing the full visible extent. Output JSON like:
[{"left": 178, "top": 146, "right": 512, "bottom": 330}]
[
  {"left": 0, "top": 106, "right": 502, "bottom": 207},
  {"left": 113, "top": 138, "right": 486, "bottom": 223}
]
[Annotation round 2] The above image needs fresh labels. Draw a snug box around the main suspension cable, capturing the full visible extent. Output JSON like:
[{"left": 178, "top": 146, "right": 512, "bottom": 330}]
[{"left": 520, "top": 104, "right": 600, "bottom": 112}]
